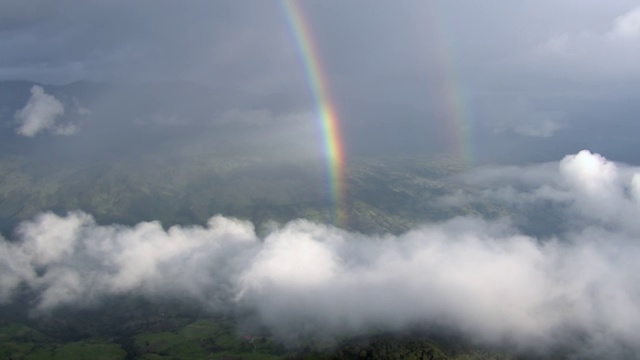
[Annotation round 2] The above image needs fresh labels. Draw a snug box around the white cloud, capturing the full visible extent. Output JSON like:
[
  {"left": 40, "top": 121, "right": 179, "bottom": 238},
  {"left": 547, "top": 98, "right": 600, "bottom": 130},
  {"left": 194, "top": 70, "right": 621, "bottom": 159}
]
[
  {"left": 2, "top": 151, "right": 640, "bottom": 356},
  {"left": 14, "top": 85, "right": 77, "bottom": 136},
  {"left": 609, "top": 6, "right": 640, "bottom": 39},
  {"left": 516, "top": 118, "right": 563, "bottom": 137},
  {"left": 217, "top": 108, "right": 274, "bottom": 126},
  {"left": 530, "top": 6, "right": 640, "bottom": 79},
  {"left": 144, "top": 113, "right": 192, "bottom": 127},
  {"left": 73, "top": 97, "right": 91, "bottom": 115},
  {"left": 15, "top": 85, "right": 64, "bottom": 136},
  {"left": 455, "top": 150, "right": 640, "bottom": 235},
  {"left": 52, "top": 122, "right": 77, "bottom": 135},
  {"left": 482, "top": 96, "right": 565, "bottom": 137}
]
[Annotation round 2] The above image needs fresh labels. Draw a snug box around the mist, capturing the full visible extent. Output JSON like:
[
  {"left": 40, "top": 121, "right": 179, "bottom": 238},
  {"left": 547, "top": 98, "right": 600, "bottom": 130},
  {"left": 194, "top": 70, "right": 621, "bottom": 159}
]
[
  {"left": 2, "top": 1, "right": 640, "bottom": 165},
  {"left": 1, "top": 150, "right": 639, "bottom": 357},
  {"left": 1, "top": 1, "right": 640, "bottom": 358}
]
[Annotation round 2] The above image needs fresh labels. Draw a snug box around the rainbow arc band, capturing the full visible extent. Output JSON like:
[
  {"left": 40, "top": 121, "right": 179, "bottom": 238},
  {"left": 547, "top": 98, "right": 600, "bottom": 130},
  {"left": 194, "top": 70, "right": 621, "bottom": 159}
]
[
  {"left": 424, "top": 1, "right": 474, "bottom": 165},
  {"left": 282, "top": 0, "right": 348, "bottom": 228}
]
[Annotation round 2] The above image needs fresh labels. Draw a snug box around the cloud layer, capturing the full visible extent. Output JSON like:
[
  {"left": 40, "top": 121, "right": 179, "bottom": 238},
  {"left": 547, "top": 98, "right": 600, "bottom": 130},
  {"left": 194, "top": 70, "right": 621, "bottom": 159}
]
[{"left": 1, "top": 150, "right": 640, "bottom": 357}]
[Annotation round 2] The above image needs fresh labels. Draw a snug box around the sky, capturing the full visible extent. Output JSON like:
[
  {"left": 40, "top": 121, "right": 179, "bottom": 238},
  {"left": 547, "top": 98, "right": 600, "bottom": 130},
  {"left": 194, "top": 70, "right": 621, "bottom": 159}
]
[
  {"left": 1, "top": 0, "right": 639, "bottom": 143},
  {"left": 2, "top": 2, "right": 640, "bottom": 358}
]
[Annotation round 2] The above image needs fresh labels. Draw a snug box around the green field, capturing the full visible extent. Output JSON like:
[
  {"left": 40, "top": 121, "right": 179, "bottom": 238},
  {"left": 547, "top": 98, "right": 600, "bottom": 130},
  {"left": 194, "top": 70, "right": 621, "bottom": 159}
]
[
  {"left": 0, "top": 317, "right": 516, "bottom": 360},
  {"left": 0, "top": 152, "right": 502, "bottom": 236}
]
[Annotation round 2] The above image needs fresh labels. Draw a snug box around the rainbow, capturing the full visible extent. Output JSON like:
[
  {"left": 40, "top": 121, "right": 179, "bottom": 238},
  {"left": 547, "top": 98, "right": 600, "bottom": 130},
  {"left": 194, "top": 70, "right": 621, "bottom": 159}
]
[
  {"left": 436, "top": 34, "right": 474, "bottom": 166},
  {"left": 426, "top": 2, "right": 474, "bottom": 166},
  {"left": 282, "top": 0, "right": 348, "bottom": 228}
]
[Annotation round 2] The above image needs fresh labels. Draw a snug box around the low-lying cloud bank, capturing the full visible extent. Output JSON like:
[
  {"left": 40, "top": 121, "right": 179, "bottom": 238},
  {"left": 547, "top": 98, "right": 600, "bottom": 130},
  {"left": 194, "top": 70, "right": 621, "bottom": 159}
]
[{"left": 1, "top": 150, "right": 640, "bottom": 356}]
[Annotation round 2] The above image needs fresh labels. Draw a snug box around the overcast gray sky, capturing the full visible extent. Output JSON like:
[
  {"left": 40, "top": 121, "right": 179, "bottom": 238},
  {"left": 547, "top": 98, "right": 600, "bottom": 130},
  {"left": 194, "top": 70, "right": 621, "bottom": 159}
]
[
  {"left": 1, "top": 0, "right": 639, "bottom": 146},
  {"left": 2, "top": 1, "right": 638, "bottom": 83}
]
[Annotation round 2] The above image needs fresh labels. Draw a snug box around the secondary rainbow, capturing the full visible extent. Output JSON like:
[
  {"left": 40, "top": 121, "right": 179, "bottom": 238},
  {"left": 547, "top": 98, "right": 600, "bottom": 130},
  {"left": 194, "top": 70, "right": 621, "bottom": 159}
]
[
  {"left": 426, "top": 2, "right": 474, "bottom": 166},
  {"left": 282, "top": 0, "right": 348, "bottom": 228},
  {"left": 436, "top": 20, "right": 474, "bottom": 166}
]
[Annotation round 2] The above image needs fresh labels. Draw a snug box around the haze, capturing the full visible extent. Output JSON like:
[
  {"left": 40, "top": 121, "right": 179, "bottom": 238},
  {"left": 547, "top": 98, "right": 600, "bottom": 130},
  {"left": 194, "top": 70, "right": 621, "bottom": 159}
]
[{"left": 1, "top": 1, "right": 640, "bottom": 359}]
